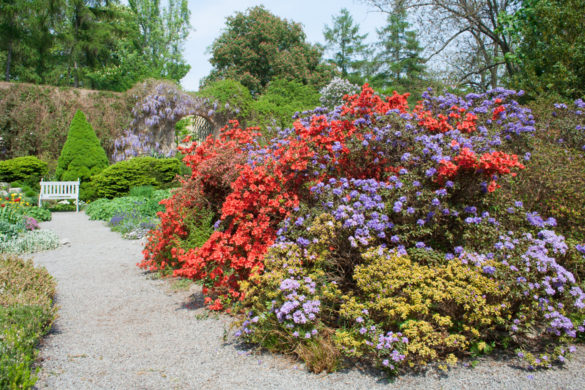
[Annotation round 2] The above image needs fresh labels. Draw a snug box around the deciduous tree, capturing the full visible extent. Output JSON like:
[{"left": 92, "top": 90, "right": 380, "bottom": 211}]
[{"left": 204, "top": 6, "right": 332, "bottom": 96}]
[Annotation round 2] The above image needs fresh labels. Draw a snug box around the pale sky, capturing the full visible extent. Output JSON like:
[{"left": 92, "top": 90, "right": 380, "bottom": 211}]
[{"left": 182, "top": 0, "right": 388, "bottom": 91}]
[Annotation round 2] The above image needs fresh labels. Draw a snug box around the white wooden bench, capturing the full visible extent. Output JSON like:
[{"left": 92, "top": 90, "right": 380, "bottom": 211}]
[{"left": 38, "top": 179, "right": 80, "bottom": 212}]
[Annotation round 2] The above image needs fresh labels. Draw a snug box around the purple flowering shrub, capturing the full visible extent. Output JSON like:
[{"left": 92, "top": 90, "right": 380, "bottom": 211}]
[
  {"left": 113, "top": 81, "right": 240, "bottom": 162},
  {"left": 232, "top": 86, "right": 585, "bottom": 375}
]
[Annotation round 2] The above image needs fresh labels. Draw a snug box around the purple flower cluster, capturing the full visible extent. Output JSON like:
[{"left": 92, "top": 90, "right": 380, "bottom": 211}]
[
  {"left": 274, "top": 275, "right": 321, "bottom": 333},
  {"left": 342, "top": 316, "right": 408, "bottom": 371},
  {"left": 24, "top": 217, "right": 39, "bottom": 231},
  {"left": 113, "top": 81, "right": 240, "bottom": 162}
]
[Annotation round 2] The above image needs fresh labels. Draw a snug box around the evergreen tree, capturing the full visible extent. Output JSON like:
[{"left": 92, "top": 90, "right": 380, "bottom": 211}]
[
  {"left": 323, "top": 8, "right": 371, "bottom": 84},
  {"left": 56, "top": 110, "right": 108, "bottom": 182},
  {"left": 0, "top": 0, "right": 191, "bottom": 89},
  {"left": 372, "top": 7, "right": 425, "bottom": 91},
  {"left": 0, "top": 0, "right": 25, "bottom": 81}
]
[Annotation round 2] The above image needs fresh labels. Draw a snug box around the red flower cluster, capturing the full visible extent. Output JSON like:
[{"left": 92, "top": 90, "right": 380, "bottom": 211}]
[
  {"left": 437, "top": 148, "right": 525, "bottom": 192},
  {"left": 416, "top": 104, "right": 478, "bottom": 134}
]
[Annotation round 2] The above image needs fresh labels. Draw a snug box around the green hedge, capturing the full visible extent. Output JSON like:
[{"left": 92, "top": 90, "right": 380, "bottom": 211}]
[
  {"left": 0, "top": 156, "right": 48, "bottom": 184},
  {"left": 89, "top": 157, "right": 180, "bottom": 199}
]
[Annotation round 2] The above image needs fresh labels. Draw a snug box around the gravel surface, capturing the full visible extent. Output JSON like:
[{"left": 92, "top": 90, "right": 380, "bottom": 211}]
[{"left": 32, "top": 212, "right": 585, "bottom": 390}]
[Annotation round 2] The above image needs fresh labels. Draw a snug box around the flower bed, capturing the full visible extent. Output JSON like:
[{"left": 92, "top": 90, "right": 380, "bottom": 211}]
[
  {"left": 0, "top": 194, "right": 57, "bottom": 254},
  {"left": 141, "top": 85, "right": 585, "bottom": 374}
]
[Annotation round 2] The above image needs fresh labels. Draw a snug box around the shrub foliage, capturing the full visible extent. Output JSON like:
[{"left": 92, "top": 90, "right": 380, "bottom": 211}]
[
  {"left": 89, "top": 157, "right": 180, "bottom": 199},
  {"left": 0, "top": 156, "right": 48, "bottom": 184}
]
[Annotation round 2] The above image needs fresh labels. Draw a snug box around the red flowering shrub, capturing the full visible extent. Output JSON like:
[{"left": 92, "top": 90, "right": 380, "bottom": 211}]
[{"left": 139, "top": 121, "right": 255, "bottom": 273}]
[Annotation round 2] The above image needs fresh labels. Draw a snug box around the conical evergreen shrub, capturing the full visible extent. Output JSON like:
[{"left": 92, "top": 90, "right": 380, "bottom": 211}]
[{"left": 56, "top": 110, "right": 108, "bottom": 182}]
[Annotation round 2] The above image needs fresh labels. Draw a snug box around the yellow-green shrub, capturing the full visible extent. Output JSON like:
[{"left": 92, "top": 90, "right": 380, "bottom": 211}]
[{"left": 338, "top": 247, "right": 509, "bottom": 369}]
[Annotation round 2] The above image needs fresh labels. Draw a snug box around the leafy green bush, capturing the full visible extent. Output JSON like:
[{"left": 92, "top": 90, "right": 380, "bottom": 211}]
[
  {"left": 197, "top": 79, "right": 254, "bottom": 122},
  {"left": 177, "top": 207, "right": 214, "bottom": 251},
  {"left": 0, "top": 205, "right": 25, "bottom": 226},
  {"left": 55, "top": 110, "right": 109, "bottom": 185},
  {"left": 251, "top": 78, "right": 321, "bottom": 132},
  {"left": 0, "top": 254, "right": 56, "bottom": 389},
  {"left": 0, "top": 220, "right": 24, "bottom": 240},
  {"left": 18, "top": 206, "right": 52, "bottom": 222},
  {"left": 89, "top": 157, "right": 180, "bottom": 199},
  {"left": 0, "top": 156, "right": 48, "bottom": 185},
  {"left": 85, "top": 189, "right": 170, "bottom": 239},
  {"left": 128, "top": 185, "right": 156, "bottom": 198}
]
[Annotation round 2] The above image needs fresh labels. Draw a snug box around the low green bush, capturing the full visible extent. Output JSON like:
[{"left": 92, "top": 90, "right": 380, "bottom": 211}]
[
  {"left": 18, "top": 206, "right": 52, "bottom": 222},
  {"left": 86, "top": 190, "right": 170, "bottom": 221},
  {"left": 86, "top": 189, "right": 170, "bottom": 239},
  {"left": 89, "top": 157, "right": 180, "bottom": 199},
  {"left": 0, "top": 156, "right": 48, "bottom": 185},
  {"left": 128, "top": 185, "right": 156, "bottom": 198},
  {"left": 0, "top": 254, "right": 56, "bottom": 389},
  {"left": 0, "top": 230, "right": 60, "bottom": 254},
  {"left": 177, "top": 207, "right": 215, "bottom": 251}
]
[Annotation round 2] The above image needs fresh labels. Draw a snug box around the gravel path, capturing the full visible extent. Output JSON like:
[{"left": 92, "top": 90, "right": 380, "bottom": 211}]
[{"left": 32, "top": 212, "right": 585, "bottom": 389}]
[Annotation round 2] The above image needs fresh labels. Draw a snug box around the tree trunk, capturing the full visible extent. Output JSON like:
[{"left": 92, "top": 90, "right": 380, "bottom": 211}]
[
  {"left": 74, "top": 60, "right": 79, "bottom": 88},
  {"left": 5, "top": 41, "right": 12, "bottom": 81}
]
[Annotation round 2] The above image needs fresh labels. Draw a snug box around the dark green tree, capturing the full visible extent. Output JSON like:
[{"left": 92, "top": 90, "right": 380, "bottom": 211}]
[
  {"left": 323, "top": 8, "right": 371, "bottom": 84},
  {"left": 204, "top": 6, "right": 333, "bottom": 96},
  {"left": 26, "top": 0, "right": 64, "bottom": 84},
  {"left": 0, "top": 0, "right": 25, "bottom": 81},
  {"left": 510, "top": 0, "right": 585, "bottom": 99},
  {"left": 371, "top": 7, "right": 425, "bottom": 91},
  {"left": 0, "top": 0, "right": 191, "bottom": 90},
  {"left": 56, "top": 110, "right": 108, "bottom": 183}
]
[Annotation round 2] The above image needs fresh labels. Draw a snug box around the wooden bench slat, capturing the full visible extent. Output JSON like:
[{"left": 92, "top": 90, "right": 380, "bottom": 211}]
[{"left": 38, "top": 179, "right": 80, "bottom": 212}]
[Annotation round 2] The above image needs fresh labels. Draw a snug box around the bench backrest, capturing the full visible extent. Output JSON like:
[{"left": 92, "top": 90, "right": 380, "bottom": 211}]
[
  {"left": 39, "top": 179, "right": 80, "bottom": 212},
  {"left": 40, "top": 180, "right": 80, "bottom": 198}
]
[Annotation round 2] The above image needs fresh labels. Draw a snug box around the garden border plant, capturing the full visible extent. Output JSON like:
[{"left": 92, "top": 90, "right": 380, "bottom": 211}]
[
  {"left": 0, "top": 254, "right": 57, "bottom": 388},
  {"left": 140, "top": 84, "right": 585, "bottom": 376}
]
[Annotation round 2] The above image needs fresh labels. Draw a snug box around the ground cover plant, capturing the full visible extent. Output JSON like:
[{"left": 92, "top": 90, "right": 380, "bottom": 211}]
[
  {"left": 86, "top": 186, "right": 171, "bottom": 239},
  {"left": 141, "top": 84, "right": 585, "bottom": 375},
  {"left": 0, "top": 254, "right": 57, "bottom": 389},
  {"left": 0, "top": 194, "right": 58, "bottom": 255}
]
